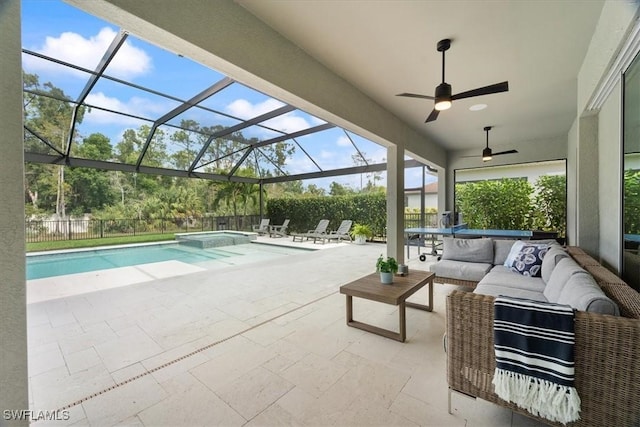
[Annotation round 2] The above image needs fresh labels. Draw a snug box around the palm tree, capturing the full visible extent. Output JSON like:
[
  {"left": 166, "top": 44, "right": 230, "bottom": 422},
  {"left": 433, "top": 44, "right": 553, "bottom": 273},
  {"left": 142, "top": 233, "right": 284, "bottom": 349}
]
[
  {"left": 212, "top": 182, "right": 265, "bottom": 230},
  {"left": 212, "top": 181, "right": 245, "bottom": 230}
]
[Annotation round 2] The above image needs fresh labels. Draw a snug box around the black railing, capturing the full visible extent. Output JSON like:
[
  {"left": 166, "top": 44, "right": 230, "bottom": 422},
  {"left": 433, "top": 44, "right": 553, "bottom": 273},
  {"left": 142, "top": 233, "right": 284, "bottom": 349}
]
[
  {"left": 25, "top": 215, "right": 262, "bottom": 243},
  {"left": 404, "top": 212, "right": 438, "bottom": 229},
  {"left": 25, "top": 213, "right": 438, "bottom": 243}
]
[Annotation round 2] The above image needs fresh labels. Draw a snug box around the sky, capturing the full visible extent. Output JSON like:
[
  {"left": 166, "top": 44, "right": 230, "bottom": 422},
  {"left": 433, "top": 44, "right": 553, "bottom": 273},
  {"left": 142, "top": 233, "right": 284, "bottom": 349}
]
[{"left": 21, "top": 0, "right": 436, "bottom": 190}]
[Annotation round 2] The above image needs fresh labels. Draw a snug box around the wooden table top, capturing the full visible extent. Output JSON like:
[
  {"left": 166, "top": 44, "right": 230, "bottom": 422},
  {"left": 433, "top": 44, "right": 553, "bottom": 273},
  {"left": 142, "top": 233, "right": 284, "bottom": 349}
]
[{"left": 339, "top": 270, "right": 434, "bottom": 305}]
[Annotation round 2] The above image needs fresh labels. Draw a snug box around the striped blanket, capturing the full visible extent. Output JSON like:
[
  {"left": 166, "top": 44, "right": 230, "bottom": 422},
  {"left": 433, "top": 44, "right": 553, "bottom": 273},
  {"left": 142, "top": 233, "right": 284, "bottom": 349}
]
[{"left": 492, "top": 296, "right": 581, "bottom": 424}]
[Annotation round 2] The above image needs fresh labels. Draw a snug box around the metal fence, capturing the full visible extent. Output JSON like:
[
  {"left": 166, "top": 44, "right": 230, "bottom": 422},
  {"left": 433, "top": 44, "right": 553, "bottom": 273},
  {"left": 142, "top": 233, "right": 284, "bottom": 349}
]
[
  {"left": 404, "top": 212, "right": 438, "bottom": 229},
  {"left": 25, "top": 213, "right": 439, "bottom": 243},
  {"left": 25, "top": 215, "right": 261, "bottom": 243}
]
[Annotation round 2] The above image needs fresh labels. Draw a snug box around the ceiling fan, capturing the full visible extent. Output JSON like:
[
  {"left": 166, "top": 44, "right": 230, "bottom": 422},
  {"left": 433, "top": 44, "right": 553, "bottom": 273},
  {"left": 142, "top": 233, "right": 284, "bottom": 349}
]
[
  {"left": 479, "top": 126, "right": 517, "bottom": 161},
  {"left": 397, "top": 38, "right": 509, "bottom": 123}
]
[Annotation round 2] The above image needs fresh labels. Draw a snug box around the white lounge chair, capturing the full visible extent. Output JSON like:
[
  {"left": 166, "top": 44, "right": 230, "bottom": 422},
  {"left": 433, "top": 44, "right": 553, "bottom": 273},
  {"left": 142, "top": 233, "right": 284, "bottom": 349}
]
[
  {"left": 322, "top": 220, "right": 353, "bottom": 243},
  {"left": 291, "top": 219, "right": 330, "bottom": 242},
  {"left": 269, "top": 219, "right": 290, "bottom": 238},
  {"left": 252, "top": 218, "right": 270, "bottom": 235}
]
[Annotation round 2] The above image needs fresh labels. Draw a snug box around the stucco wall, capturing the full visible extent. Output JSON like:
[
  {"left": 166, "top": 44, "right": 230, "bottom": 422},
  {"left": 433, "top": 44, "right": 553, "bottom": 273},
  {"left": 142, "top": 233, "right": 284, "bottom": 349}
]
[
  {"left": 574, "top": 0, "right": 639, "bottom": 266},
  {"left": 599, "top": 81, "right": 622, "bottom": 271},
  {"left": 0, "top": 0, "right": 28, "bottom": 423},
  {"left": 566, "top": 119, "right": 578, "bottom": 245},
  {"left": 455, "top": 160, "right": 565, "bottom": 184}
]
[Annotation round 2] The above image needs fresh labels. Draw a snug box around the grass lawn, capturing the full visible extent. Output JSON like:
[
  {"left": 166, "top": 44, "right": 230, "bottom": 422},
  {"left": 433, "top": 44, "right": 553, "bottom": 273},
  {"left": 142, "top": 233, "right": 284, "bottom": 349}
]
[{"left": 27, "top": 233, "right": 176, "bottom": 252}]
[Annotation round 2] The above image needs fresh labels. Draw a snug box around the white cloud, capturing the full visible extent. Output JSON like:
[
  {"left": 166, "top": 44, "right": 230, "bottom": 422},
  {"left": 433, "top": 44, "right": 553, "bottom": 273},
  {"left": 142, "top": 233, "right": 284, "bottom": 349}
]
[
  {"left": 309, "top": 116, "right": 327, "bottom": 126},
  {"left": 226, "top": 99, "right": 315, "bottom": 134},
  {"left": 336, "top": 135, "right": 352, "bottom": 147},
  {"left": 319, "top": 149, "right": 335, "bottom": 160},
  {"left": 263, "top": 113, "right": 311, "bottom": 133},
  {"left": 83, "top": 92, "right": 167, "bottom": 125},
  {"left": 282, "top": 156, "right": 319, "bottom": 175},
  {"left": 24, "top": 27, "right": 151, "bottom": 79},
  {"left": 226, "top": 98, "right": 284, "bottom": 119}
]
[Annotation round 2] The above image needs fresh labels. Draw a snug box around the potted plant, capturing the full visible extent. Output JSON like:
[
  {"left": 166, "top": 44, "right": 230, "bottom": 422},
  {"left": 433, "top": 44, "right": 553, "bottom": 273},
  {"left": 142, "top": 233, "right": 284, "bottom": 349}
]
[
  {"left": 376, "top": 254, "right": 398, "bottom": 284},
  {"left": 351, "top": 223, "right": 373, "bottom": 245}
]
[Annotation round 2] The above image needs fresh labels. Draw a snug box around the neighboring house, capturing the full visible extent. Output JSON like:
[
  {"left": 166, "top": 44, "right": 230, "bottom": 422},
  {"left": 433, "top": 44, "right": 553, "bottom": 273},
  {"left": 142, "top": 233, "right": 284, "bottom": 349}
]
[{"left": 405, "top": 182, "right": 438, "bottom": 210}]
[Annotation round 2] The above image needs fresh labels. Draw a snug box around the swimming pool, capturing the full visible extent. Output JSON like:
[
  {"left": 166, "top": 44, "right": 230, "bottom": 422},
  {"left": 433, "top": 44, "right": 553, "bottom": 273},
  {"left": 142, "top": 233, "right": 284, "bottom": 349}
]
[{"left": 26, "top": 243, "right": 242, "bottom": 280}]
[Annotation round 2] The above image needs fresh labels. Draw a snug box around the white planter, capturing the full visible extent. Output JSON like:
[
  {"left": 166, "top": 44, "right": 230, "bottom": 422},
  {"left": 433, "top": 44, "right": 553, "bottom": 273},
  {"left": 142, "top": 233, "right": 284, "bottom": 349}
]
[
  {"left": 354, "top": 235, "right": 367, "bottom": 245},
  {"left": 379, "top": 272, "right": 394, "bottom": 284}
]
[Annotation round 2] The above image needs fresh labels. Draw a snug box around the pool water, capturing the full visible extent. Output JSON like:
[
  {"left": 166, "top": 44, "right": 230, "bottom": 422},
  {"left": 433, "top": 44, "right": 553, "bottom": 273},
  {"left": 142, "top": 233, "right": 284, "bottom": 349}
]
[{"left": 26, "top": 243, "right": 239, "bottom": 280}]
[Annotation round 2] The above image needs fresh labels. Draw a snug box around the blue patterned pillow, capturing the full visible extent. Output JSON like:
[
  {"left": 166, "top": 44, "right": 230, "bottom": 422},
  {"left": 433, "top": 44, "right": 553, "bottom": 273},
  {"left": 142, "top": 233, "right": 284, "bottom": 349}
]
[{"left": 510, "top": 244, "right": 549, "bottom": 277}]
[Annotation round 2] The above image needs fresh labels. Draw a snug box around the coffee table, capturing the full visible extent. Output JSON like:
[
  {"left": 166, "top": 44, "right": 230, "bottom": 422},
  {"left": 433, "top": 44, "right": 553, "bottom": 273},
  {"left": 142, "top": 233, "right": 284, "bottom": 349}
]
[{"left": 339, "top": 270, "right": 434, "bottom": 342}]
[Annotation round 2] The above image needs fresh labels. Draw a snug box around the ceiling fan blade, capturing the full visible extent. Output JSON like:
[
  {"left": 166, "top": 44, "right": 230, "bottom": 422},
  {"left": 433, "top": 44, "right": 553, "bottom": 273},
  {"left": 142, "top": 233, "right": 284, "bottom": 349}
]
[
  {"left": 451, "top": 81, "right": 509, "bottom": 101},
  {"left": 425, "top": 109, "right": 440, "bottom": 122},
  {"left": 493, "top": 149, "right": 518, "bottom": 156},
  {"left": 397, "top": 92, "right": 436, "bottom": 100}
]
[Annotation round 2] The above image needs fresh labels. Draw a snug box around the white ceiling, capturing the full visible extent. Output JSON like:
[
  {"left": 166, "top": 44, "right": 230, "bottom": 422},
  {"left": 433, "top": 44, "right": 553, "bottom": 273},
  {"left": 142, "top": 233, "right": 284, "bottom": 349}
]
[{"left": 237, "top": 0, "right": 605, "bottom": 154}]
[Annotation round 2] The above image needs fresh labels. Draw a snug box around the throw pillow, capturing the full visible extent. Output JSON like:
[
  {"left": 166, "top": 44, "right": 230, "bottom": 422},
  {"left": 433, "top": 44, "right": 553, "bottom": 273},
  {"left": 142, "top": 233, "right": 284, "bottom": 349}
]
[
  {"left": 503, "top": 240, "right": 525, "bottom": 267},
  {"left": 510, "top": 244, "right": 549, "bottom": 277}
]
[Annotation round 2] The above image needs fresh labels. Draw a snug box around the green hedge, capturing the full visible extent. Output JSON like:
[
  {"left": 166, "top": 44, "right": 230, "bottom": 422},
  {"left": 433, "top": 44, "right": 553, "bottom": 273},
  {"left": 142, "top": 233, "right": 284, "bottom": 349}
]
[
  {"left": 267, "top": 194, "right": 387, "bottom": 235},
  {"left": 455, "top": 176, "right": 567, "bottom": 237}
]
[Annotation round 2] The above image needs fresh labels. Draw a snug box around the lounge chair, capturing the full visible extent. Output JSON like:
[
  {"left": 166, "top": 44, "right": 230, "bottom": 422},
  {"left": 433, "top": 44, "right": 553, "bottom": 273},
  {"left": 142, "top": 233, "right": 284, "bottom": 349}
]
[
  {"left": 269, "top": 219, "right": 290, "bottom": 238},
  {"left": 321, "top": 220, "right": 353, "bottom": 243},
  {"left": 291, "top": 219, "right": 330, "bottom": 242},
  {"left": 252, "top": 218, "right": 270, "bottom": 235}
]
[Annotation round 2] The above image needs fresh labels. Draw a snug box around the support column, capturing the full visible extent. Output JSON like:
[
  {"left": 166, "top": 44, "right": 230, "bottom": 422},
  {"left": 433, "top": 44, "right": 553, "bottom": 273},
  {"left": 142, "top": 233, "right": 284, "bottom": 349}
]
[
  {"left": 0, "top": 0, "right": 29, "bottom": 424},
  {"left": 386, "top": 145, "right": 405, "bottom": 263},
  {"left": 576, "top": 115, "right": 600, "bottom": 256},
  {"left": 438, "top": 167, "right": 447, "bottom": 224}
]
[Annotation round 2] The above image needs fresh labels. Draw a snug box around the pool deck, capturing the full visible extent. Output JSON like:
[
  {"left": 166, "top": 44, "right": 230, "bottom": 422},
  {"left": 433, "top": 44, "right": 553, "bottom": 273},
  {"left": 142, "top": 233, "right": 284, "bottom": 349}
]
[
  {"left": 27, "top": 236, "right": 341, "bottom": 304},
  {"left": 26, "top": 238, "right": 545, "bottom": 426}
]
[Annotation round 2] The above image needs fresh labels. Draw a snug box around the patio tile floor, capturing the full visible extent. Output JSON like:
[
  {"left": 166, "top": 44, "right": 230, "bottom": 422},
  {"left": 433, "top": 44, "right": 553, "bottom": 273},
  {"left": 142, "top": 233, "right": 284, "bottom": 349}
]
[{"left": 27, "top": 238, "right": 548, "bottom": 426}]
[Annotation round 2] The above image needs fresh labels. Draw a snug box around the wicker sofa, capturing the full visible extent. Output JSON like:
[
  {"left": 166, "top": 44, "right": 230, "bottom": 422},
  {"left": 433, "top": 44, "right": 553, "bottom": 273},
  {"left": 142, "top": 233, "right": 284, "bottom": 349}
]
[{"left": 445, "top": 246, "right": 640, "bottom": 426}]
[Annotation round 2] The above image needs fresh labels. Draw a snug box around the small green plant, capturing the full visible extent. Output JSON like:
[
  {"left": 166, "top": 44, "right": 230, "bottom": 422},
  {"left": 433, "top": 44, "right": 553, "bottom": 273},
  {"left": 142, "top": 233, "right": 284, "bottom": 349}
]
[
  {"left": 351, "top": 223, "right": 373, "bottom": 239},
  {"left": 376, "top": 254, "right": 398, "bottom": 274}
]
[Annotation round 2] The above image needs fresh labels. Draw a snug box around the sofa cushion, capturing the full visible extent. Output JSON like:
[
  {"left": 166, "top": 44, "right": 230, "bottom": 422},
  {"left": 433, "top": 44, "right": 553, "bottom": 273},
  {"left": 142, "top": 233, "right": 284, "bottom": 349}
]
[
  {"left": 474, "top": 283, "right": 547, "bottom": 301},
  {"left": 441, "top": 237, "right": 494, "bottom": 264},
  {"left": 541, "top": 245, "right": 569, "bottom": 284},
  {"left": 430, "top": 259, "right": 492, "bottom": 282},
  {"left": 481, "top": 265, "right": 546, "bottom": 293},
  {"left": 509, "top": 244, "right": 549, "bottom": 277},
  {"left": 556, "top": 272, "right": 620, "bottom": 315},
  {"left": 543, "top": 257, "right": 585, "bottom": 302},
  {"left": 493, "top": 240, "right": 515, "bottom": 265}
]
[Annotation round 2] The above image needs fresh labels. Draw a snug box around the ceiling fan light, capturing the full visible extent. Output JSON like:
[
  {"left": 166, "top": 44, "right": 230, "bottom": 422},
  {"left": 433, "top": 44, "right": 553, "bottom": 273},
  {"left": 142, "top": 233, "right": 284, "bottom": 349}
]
[
  {"left": 435, "top": 100, "right": 451, "bottom": 111},
  {"left": 434, "top": 83, "right": 452, "bottom": 111},
  {"left": 482, "top": 147, "right": 492, "bottom": 161}
]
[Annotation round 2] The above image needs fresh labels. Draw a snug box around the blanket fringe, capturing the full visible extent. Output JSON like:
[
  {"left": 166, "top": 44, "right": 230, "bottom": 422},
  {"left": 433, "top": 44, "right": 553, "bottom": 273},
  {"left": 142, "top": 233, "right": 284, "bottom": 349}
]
[{"left": 492, "top": 368, "right": 581, "bottom": 425}]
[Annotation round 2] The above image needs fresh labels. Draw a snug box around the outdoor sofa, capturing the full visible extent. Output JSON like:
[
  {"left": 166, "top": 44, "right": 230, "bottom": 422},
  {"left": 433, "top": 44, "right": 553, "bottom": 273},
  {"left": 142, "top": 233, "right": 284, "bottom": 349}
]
[{"left": 434, "top": 238, "right": 640, "bottom": 426}]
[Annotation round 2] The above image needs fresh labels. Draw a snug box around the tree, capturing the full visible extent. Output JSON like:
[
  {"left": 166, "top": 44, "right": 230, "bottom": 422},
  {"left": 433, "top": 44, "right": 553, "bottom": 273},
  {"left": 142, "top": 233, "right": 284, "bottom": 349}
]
[
  {"left": 211, "top": 168, "right": 263, "bottom": 229},
  {"left": 329, "top": 182, "right": 355, "bottom": 196},
  {"left": 114, "top": 125, "right": 170, "bottom": 199},
  {"left": 66, "top": 133, "right": 117, "bottom": 214},
  {"left": 23, "top": 72, "right": 85, "bottom": 217},
  {"left": 305, "top": 184, "right": 326, "bottom": 197},
  {"left": 624, "top": 170, "right": 640, "bottom": 234},
  {"left": 532, "top": 175, "right": 567, "bottom": 237},
  {"left": 170, "top": 119, "right": 202, "bottom": 171}
]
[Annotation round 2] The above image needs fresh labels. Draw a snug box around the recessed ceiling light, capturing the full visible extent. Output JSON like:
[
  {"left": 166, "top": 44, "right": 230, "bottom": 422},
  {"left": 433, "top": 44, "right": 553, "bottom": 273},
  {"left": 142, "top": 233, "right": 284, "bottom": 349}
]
[{"left": 469, "top": 103, "right": 487, "bottom": 111}]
